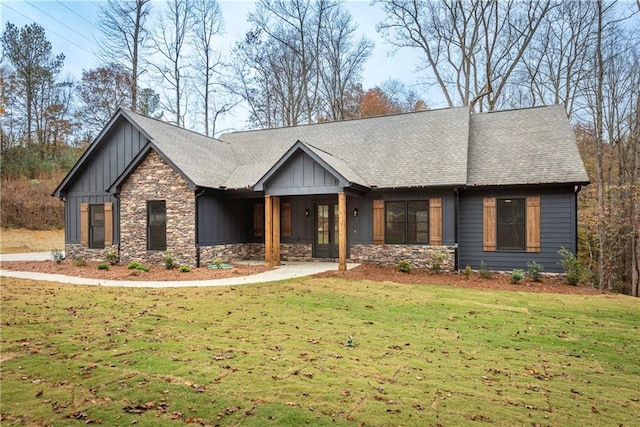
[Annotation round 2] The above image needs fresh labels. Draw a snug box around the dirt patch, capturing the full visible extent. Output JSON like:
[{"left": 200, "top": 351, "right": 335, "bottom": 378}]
[
  {"left": 314, "top": 264, "right": 604, "bottom": 295},
  {"left": 0, "top": 228, "right": 64, "bottom": 254},
  {"left": 0, "top": 260, "right": 268, "bottom": 282}
]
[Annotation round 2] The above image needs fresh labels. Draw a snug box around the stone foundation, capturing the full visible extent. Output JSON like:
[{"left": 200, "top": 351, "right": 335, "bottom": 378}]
[
  {"left": 119, "top": 150, "right": 196, "bottom": 266},
  {"left": 350, "top": 244, "right": 455, "bottom": 271},
  {"left": 64, "top": 244, "right": 119, "bottom": 262},
  {"left": 280, "top": 243, "right": 312, "bottom": 261},
  {"left": 199, "top": 243, "right": 264, "bottom": 264},
  {"left": 198, "top": 243, "right": 313, "bottom": 265}
]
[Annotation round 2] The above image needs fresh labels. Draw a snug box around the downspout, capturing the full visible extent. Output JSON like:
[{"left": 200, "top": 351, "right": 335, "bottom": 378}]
[
  {"left": 454, "top": 188, "right": 460, "bottom": 272},
  {"left": 195, "top": 187, "right": 205, "bottom": 268}
]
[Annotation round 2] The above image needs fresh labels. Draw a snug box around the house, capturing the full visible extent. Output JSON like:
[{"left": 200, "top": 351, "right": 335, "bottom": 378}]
[{"left": 53, "top": 105, "right": 589, "bottom": 273}]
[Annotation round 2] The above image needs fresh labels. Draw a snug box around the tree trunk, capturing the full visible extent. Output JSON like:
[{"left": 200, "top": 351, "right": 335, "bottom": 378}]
[
  {"left": 632, "top": 89, "right": 640, "bottom": 297},
  {"left": 595, "top": 1, "right": 607, "bottom": 290}
]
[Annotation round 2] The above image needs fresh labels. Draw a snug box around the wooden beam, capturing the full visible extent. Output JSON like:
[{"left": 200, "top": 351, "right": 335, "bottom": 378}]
[
  {"left": 265, "top": 195, "right": 272, "bottom": 267},
  {"left": 273, "top": 196, "right": 281, "bottom": 266},
  {"left": 338, "top": 192, "right": 347, "bottom": 271}
]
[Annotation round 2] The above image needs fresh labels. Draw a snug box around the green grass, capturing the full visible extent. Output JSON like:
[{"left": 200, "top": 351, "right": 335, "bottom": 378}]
[{"left": 1, "top": 277, "right": 639, "bottom": 426}]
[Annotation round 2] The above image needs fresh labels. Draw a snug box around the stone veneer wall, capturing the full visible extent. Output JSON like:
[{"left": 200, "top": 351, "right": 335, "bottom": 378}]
[
  {"left": 350, "top": 244, "right": 455, "bottom": 271},
  {"left": 64, "top": 244, "right": 119, "bottom": 262},
  {"left": 200, "top": 243, "right": 264, "bottom": 263},
  {"left": 119, "top": 150, "right": 196, "bottom": 265},
  {"left": 199, "top": 243, "right": 312, "bottom": 264}
]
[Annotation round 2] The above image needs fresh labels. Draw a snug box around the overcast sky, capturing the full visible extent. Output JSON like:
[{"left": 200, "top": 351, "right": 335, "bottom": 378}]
[{"left": 1, "top": 0, "right": 427, "bottom": 133}]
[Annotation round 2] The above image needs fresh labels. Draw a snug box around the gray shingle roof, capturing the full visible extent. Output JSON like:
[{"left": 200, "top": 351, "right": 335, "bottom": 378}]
[
  {"left": 466, "top": 105, "right": 589, "bottom": 186},
  {"left": 221, "top": 106, "right": 470, "bottom": 189},
  {"left": 122, "top": 110, "right": 237, "bottom": 189},
  {"left": 121, "top": 105, "right": 588, "bottom": 190}
]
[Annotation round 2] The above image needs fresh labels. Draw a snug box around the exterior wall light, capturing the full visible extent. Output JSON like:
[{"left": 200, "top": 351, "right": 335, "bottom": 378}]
[
  {"left": 305, "top": 208, "right": 310, "bottom": 217},
  {"left": 353, "top": 208, "right": 358, "bottom": 217}
]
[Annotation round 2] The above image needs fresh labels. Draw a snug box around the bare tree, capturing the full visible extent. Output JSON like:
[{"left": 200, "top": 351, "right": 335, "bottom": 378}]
[
  {"left": 150, "top": 0, "right": 194, "bottom": 127},
  {"left": 190, "top": 0, "right": 235, "bottom": 136},
  {"left": 377, "top": 0, "right": 554, "bottom": 111},
  {"left": 517, "top": 1, "right": 597, "bottom": 116},
  {"left": 97, "top": 0, "right": 152, "bottom": 112},
  {"left": 233, "top": 0, "right": 372, "bottom": 128},
  {"left": 317, "top": 5, "right": 373, "bottom": 121}
]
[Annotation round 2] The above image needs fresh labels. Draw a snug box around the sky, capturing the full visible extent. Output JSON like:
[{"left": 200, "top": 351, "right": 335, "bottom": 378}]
[{"left": 0, "top": 0, "right": 426, "bottom": 134}]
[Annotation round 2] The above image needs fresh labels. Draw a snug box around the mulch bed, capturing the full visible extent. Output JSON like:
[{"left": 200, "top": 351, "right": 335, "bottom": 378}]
[
  {"left": 0, "top": 260, "right": 267, "bottom": 281},
  {"left": 313, "top": 264, "right": 605, "bottom": 295}
]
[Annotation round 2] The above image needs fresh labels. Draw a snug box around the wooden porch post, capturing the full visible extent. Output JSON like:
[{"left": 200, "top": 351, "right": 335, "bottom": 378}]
[
  {"left": 265, "top": 195, "right": 272, "bottom": 267},
  {"left": 338, "top": 192, "right": 347, "bottom": 271},
  {"left": 273, "top": 196, "right": 281, "bottom": 266}
]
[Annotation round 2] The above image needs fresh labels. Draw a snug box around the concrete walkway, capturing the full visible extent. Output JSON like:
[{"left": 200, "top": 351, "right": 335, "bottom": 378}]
[{"left": 0, "top": 252, "right": 358, "bottom": 288}]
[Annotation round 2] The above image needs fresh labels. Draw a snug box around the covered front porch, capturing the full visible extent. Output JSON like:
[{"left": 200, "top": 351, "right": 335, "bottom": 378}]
[
  {"left": 254, "top": 140, "right": 371, "bottom": 272},
  {"left": 263, "top": 193, "right": 351, "bottom": 270}
]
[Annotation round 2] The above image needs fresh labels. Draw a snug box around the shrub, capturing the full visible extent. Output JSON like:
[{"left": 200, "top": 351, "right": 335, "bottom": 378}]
[
  {"left": 558, "top": 247, "right": 583, "bottom": 286},
  {"left": 462, "top": 265, "right": 472, "bottom": 279},
  {"left": 73, "top": 257, "right": 86, "bottom": 267},
  {"left": 127, "top": 262, "right": 149, "bottom": 272},
  {"left": 429, "top": 250, "right": 447, "bottom": 274},
  {"left": 479, "top": 261, "right": 492, "bottom": 279},
  {"left": 103, "top": 248, "right": 118, "bottom": 265},
  {"left": 527, "top": 261, "right": 544, "bottom": 282},
  {"left": 50, "top": 248, "right": 64, "bottom": 264},
  {"left": 97, "top": 263, "right": 109, "bottom": 270},
  {"left": 163, "top": 252, "right": 177, "bottom": 270},
  {"left": 179, "top": 265, "right": 191, "bottom": 273},
  {"left": 396, "top": 260, "right": 411, "bottom": 273},
  {"left": 510, "top": 269, "right": 525, "bottom": 284}
]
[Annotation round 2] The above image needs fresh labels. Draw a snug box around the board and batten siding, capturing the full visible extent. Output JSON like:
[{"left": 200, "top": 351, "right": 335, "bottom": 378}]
[
  {"left": 64, "top": 119, "right": 148, "bottom": 244},
  {"left": 264, "top": 151, "right": 341, "bottom": 195},
  {"left": 458, "top": 188, "right": 578, "bottom": 273}
]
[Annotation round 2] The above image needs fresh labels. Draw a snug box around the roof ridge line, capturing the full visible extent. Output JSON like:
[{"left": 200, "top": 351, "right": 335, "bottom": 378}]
[{"left": 121, "top": 108, "right": 230, "bottom": 145}]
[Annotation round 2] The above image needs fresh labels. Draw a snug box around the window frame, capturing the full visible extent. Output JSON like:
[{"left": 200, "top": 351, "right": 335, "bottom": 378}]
[
  {"left": 89, "top": 203, "right": 105, "bottom": 249},
  {"left": 384, "top": 200, "right": 430, "bottom": 245},
  {"left": 496, "top": 198, "right": 526, "bottom": 251},
  {"left": 147, "top": 200, "right": 167, "bottom": 251}
]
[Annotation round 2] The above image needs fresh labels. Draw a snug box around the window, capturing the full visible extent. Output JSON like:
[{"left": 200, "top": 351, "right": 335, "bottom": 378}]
[
  {"left": 89, "top": 204, "right": 105, "bottom": 249},
  {"left": 147, "top": 200, "right": 166, "bottom": 251},
  {"left": 385, "top": 200, "right": 429, "bottom": 244},
  {"left": 484, "top": 197, "right": 540, "bottom": 252},
  {"left": 81, "top": 202, "right": 112, "bottom": 248},
  {"left": 497, "top": 198, "right": 525, "bottom": 250}
]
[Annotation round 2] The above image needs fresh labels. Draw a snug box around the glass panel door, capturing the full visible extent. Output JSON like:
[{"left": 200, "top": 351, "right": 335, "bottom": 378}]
[{"left": 314, "top": 203, "right": 339, "bottom": 258}]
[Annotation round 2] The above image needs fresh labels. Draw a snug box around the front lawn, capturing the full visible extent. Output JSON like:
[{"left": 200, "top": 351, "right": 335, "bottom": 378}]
[{"left": 1, "top": 277, "right": 638, "bottom": 426}]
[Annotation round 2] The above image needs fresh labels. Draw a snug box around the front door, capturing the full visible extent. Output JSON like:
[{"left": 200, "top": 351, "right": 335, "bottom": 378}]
[{"left": 314, "top": 203, "right": 339, "bottom": 258}]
